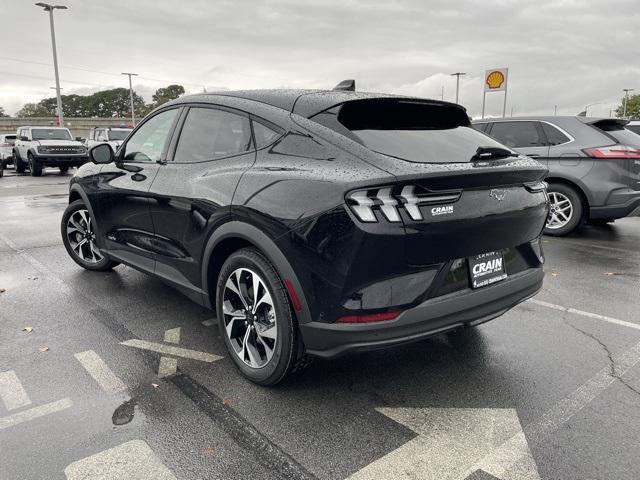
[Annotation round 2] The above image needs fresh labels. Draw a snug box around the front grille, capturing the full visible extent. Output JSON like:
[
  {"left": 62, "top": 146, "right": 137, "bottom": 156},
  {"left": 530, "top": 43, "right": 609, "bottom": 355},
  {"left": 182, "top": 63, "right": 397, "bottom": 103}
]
[{"left": 44, "top": 146, "right": 85, "bottom": 154}]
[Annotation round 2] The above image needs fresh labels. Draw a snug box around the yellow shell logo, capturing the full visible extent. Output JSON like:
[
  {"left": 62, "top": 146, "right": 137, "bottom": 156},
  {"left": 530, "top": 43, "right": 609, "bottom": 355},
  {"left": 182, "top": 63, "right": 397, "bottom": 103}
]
[{"left": 486, "top": 71, "right": 505, "bottom": 89}]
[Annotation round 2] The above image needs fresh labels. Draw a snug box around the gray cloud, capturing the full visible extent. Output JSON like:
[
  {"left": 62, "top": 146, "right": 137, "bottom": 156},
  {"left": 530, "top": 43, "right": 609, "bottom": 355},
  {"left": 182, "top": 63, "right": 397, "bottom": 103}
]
[{"left": 2, "top": 0, "right": 637, "bottom": 117}]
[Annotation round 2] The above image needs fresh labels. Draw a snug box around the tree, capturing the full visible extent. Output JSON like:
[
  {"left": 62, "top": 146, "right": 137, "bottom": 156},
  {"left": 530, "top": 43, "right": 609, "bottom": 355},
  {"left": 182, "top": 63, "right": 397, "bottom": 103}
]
[
  {"left": 615, "top": 94, "right": 640, "bottom": 119},
  {"left": 16, "top": 102, "right": 51, "bottom": 117},
  {"left": 0, "top": 106, "right": 8, "bottom": 117},
  {"left": 152, "top": 84, "right": 185, "bottom": 107}
]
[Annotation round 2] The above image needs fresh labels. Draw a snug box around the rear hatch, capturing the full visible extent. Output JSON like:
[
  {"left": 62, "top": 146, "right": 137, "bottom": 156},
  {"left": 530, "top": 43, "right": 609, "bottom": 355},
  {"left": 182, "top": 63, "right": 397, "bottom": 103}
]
[
  {"left": 585, "top": 118, "right": 640, "bottom": 192},
  {"left": 310, "top": 98, "right": 549, "bottom": 265}
]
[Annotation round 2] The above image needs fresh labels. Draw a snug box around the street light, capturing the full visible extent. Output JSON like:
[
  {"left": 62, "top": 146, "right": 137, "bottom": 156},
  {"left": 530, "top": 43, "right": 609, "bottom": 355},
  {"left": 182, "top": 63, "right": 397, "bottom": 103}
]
[
  {"left": 122, "top": 72, "right": 138, "bottom": 126},
  {"left": 584, "top": 102, "right": 604, "bottom": 117},
  {"left": 35, "top": 3, "right": 67, "bottom": 127},
  {"left": 622, "top": 89, "right": 634, "bottom": 119},
  {"left": 450, "top": 72, "right": 466, "bottom": 104}
]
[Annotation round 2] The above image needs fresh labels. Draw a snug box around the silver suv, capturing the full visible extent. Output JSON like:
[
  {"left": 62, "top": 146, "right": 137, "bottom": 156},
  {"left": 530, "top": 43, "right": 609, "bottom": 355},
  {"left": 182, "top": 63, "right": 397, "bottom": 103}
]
[
  {"left": 85, "top": 127, "right": 132, "bottom": 151},
  {"left": 474, "top": 117, "right": 640, "bottom": 235},
  {"left": 13, "top": 126, "right": 88, "bottom": 176}
]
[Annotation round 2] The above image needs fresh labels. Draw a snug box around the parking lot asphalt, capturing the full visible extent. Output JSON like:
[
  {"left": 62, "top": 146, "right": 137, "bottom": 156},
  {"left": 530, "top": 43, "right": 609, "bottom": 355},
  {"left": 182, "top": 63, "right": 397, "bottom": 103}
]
[{"left": 1, "top": 168, "right": 639, "bottom": 480}]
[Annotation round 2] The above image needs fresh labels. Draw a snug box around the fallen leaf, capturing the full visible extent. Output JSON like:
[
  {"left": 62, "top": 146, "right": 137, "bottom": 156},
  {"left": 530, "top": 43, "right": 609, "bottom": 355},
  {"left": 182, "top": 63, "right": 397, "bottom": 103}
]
[
  {"left": 202, "top": 446, "right": 215, "bottom": 456},
  {"left": 605, "top": 272, "right": 617, "bottom": 276},
  {"left": 542, "top": 240, "right": 549, "bottom": 244},
  {"left": 38, "top": 346, "right": 49, "bottom": 352},
  {"left": 222, "top": 399, "right": 233, "bottom": 406},
  {"left": 551, "top": 272, "right": 558, "bottom": 277},
  {"left": 22, "top": 326, "right": 33, "bottom": 333},
  {"left": 0, "top": 288, "right": 6, "bottom": 293},
  {"left": 151, "top": 383, "right": 160, "bottom": 389}
]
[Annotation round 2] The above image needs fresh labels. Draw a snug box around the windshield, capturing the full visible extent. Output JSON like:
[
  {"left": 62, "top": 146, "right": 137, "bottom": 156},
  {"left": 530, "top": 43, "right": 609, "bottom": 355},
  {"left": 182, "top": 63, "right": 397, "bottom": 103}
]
[
  {"left": 107, "top": 129, "right": 130, "bottom": 141},
  {"left": 32, "top": 128, "right": 72, "bottom": 141}
]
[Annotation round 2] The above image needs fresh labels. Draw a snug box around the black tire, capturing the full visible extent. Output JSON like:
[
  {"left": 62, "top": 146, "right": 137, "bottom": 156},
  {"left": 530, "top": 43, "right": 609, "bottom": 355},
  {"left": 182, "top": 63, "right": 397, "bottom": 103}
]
[
  {"left": 28, "top": 152, "right": 42, "bottom": 177},
  {"left": 14, "top": 151, "right": 26, "bottom": 174},
  {"left": 61, "top": 200, "right": 119, "bottom": 271},
  {"left": 216, "top": 248, "right": 303, "bottom": 385},
  {"left": 544, "top": 183, "right": 584, "bottom": 236},
  {"left": 0, "top": 165, "right": 3, "bottom": 178},
  {"left": 59, "top": 166, "right": 69, "bottom": 174}
]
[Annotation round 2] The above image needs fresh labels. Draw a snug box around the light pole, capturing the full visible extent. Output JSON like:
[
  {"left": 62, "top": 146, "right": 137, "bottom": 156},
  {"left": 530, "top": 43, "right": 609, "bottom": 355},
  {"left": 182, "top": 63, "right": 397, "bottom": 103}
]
[
  {"left": 122, "top": 72, "right": 138, "bottom": 126},
  {"left": 450, "top": 72, "right": 466, "bottom": 104},
  {"left": 622, "top": 89, "right": 634, "bottom": 119},
  {"left": 584, "top": 102, "right": 604, "bottom": 117},
  {"left": 35, "top": 3, "right": 67, "bottom": 127}
]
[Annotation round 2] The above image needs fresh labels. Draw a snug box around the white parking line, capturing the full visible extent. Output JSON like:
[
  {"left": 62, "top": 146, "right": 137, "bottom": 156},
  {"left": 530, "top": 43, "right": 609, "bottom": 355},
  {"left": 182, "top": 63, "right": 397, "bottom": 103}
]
[
  {"left": 201, "top": 319, "right": 215, "bottom": 327},
  {"left": 0, "top": 371, "right": 32, "bottom": 411},
  {"left": 121, "top": 339, "right": 223, "bottom": 362},
  {"left": 163, "top": 327, "right": 180, "bottom": 344},
  {"left": 158, "top": 357, "right": 178, "bottom": 378},
  {"left": 528, "top": 298, "right": 640, "bottom": 331},
  {"left": 64, "top": 439, "right": 176, "bottom": 480},
  {"left": 0, "top": 398, "right": 73, "bottom": 431},
  {"left": 74, "top": 350, "right": 127, "bottom": 394}
]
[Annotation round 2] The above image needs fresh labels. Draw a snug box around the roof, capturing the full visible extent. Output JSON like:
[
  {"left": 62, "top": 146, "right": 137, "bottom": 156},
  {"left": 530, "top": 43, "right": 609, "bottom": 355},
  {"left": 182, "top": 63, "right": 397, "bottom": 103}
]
[
  {"left": 473, "top": 115, "right": 628, "bottom": 126},
  {"left": 176, "top": 89, "right": 465, "bottom": 119}
]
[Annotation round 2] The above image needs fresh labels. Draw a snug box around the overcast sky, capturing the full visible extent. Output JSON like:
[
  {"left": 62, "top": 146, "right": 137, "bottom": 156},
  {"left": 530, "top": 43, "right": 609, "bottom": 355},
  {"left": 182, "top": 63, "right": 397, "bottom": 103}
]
[{"left": 2, "top": 0, "right": 638, "bottom": 118}]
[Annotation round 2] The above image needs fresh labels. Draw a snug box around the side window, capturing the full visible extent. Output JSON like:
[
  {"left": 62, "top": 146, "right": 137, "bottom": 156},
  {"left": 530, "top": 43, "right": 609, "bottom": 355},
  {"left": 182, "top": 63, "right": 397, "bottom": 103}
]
[
  {"left": 123, "top": 109, "right": 178, "bottom": 162},
  {"left": 473, "top": 122, "right": 489, "bottom": 133},
  {"left": 489, "top": 121, "right": 543, "bottom": 148},
  {"left": 173, "top": 107, "right": 252, "bottom": 163},
  {"left": 253, "top": 121, "right": 282, "bottom": 149},
  {"left": 541, "top": 122, "right": 571, "bottom": 146},
  {"left": 97, "top": 130, "right": 107, "bottom": 141}
]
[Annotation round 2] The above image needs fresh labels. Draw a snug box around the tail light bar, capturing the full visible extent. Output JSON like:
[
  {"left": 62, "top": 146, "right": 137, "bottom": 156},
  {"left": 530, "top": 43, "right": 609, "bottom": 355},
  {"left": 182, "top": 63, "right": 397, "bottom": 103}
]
[
  {"left": 346, "top": 185, "right": 461, "bottom": 223},
  {"left": 336, "top": 310, "right": 401, "bottom": 324},
  {"left": 584, "top": 145, "right": 640, "bottom": 159}
]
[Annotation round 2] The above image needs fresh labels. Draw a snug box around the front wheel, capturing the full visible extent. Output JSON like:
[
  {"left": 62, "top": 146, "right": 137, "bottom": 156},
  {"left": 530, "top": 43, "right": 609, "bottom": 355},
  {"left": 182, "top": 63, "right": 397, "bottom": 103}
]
[
  {"left": 216, "top": 248, "right": 302, "bottom": 385},
  {"left": 14, "top": 151, "right": 26, "bottom": 173},
  {"left": 28, "top": 153, "right": 42, "bottom": 177},
  {"left": 61, "top": 200, "right": 119, "bottom": 271},
  {"left": 544, "top": 183, "right": 584, "bottom": 236}
]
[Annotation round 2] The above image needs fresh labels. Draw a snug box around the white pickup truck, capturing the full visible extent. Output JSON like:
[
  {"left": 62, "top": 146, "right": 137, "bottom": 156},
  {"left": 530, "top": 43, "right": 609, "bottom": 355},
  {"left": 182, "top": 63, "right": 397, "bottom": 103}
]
[{"left": 13, "top": 126, "right": 88, "bottom": 176}]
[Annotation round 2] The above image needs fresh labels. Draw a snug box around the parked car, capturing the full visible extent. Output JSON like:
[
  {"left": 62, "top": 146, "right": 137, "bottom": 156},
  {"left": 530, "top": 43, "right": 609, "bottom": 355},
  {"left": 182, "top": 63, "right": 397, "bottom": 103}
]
[
  {"left": 0, "top": 134, "right": 16, "bottom": 170},
  {"left": 85, "top": 127, "right": 132, "bottom": 151},
  {"left": 627, "top": 120, "right": 640, "bottom": 136},
  {"left": 474, "top": 117, "right": 640, "bottom": 235},
  {"left": 13, "top": 126, "right": 89, "bottom": 176},
  {"left": 61, "top": 87, "right": 548, "bottom": 385}
]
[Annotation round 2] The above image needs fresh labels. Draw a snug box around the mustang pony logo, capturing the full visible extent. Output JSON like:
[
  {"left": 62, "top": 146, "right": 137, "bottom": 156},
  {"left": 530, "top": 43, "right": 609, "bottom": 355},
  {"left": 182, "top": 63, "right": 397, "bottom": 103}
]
[{"left": 490, "top": 189, "right": 507, "bottom": 201}]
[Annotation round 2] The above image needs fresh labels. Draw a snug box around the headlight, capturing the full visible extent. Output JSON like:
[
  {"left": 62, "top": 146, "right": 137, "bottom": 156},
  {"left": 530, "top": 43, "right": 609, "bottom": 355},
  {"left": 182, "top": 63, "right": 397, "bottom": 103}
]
[
  {"left": 346, "top": 185, "right": 461, "bottom": 223},
  {"left": 37, "top": 146, "right": 51, "bottom": 154}
]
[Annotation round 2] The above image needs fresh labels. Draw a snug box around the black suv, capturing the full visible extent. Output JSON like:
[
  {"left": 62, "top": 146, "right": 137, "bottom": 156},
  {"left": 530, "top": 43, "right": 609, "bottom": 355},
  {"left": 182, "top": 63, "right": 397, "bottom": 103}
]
[{"left": 61, "top": 88, "right": 549, "bottom": 384}]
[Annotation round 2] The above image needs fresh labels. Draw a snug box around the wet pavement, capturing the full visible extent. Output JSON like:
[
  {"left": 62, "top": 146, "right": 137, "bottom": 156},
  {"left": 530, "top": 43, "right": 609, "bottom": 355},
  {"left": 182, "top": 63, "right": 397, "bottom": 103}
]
[{"left": 1, "top": 167, "right": 639, "bottom": 480}]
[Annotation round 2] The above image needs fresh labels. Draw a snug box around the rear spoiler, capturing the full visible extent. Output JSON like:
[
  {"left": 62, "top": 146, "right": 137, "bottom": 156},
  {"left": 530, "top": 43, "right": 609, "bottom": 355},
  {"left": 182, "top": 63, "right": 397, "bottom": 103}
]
[{"left": 577, "top": 117, "right": 629, "bottom": 131}]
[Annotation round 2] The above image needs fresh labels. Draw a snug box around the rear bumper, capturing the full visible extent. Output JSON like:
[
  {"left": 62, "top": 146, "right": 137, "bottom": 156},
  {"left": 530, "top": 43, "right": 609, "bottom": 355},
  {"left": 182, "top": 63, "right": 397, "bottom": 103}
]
[
  {"left": 590, "top": 193, "right": 640, "bottom": 219},
  {"left": 300, "top": 267, "right": 543, "bottom": 358}
]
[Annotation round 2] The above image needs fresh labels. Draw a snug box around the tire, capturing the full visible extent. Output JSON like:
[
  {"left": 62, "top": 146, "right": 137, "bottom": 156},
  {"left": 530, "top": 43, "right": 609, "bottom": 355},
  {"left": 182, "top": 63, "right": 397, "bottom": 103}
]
[
  {"left": 28, "top": 152, "right": 42, "bottom": 177},
  {"left": 61, "top": 200, "right": 119, "bottom": 271},
  {"left": 59, "top": 166, "right": 69, "bottom": 174},
  {"left": 216, "top": 248, "right": 303, "bottom": 385},
  {"left": 544, "top": 183, "right": 584, "bottom": 236},
  {"left": 14, "top": 151, "right": 26, "bottom": 174},
  {"left": 0, "top": 166, "right": 3, "bottom": 178}
]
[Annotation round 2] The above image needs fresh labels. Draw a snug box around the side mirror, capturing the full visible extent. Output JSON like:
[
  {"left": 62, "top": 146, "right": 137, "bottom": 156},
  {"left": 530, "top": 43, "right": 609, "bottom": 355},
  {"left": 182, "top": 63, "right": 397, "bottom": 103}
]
[
  {"left": 20, "top": 136, "right": 28, "bottom": 141},
  {"left": 75, "top": 137, "right": 82, "bottom": 141},
  {"left": 89, "top": 143, "right": 114, "bottom": 164}
]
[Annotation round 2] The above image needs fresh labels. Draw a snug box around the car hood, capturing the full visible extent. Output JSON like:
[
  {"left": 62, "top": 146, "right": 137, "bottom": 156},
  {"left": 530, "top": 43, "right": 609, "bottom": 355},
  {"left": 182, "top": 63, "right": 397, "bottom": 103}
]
[{"left": 36, "top": 139, "right": 83, "bottom": 146}]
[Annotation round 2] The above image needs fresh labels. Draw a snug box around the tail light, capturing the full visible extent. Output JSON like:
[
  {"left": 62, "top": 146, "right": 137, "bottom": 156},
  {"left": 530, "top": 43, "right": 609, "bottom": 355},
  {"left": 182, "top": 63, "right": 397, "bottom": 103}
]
[
  {"left": 0, "top": 143, "right": 10, "bottom": 148},
  {"left": 336, "top": 310, "right": 401, "bottom": 324},
  {"left": 346, "top": 185, "right": 461, "bottom": 223},
  {"left": 584, "top": 145, "right": 640, "bottom": 159}
]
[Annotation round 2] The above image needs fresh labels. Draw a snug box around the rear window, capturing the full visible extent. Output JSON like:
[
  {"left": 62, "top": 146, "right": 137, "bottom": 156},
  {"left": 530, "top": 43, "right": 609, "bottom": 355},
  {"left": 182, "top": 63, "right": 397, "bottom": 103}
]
[
  {"left": 594, "top": 123, "right": 640, "bottom": 147},
  {"left": 2, "top": 135, "right": 16, "bottom": 145},
  {"left": 315, "top": 99, "right": 508, "bottom": 164},
  {"left": 626, "top": 125, "right": 640, "bottom": 136}
]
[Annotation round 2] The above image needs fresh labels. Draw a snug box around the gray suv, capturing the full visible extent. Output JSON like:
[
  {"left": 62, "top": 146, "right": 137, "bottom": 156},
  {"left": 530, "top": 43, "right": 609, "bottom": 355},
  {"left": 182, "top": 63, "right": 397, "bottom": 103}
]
[{"left": 474, "top": 117, "right": 640, "bottom": 235}]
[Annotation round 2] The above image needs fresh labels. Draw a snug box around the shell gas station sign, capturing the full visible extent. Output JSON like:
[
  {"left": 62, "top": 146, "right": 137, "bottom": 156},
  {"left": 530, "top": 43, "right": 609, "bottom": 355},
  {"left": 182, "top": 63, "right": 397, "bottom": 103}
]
[
  {"left": 481, "top": 67, "right": 509, "bottom": 118},
  {"left": 484, "top": 68, "right": 508, "bottom": 92}
]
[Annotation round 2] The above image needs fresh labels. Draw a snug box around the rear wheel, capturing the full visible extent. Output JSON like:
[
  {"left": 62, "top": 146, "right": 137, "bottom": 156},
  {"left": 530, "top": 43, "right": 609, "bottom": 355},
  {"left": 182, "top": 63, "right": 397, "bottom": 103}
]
[
  {"left": 216, "top": 248, "right": 303, "bottom": 385},
  {"left": 544, "top": 183, "right": 583, "bottom": 236},
  {"left": 28, "top": 152, "right": 42, "bottom": 177},
  {"left": 14, "top": 151, "right": 26, "bottom": 173},
  {"left": 61, "top": 200, "right": 119, "bottom": 271}
]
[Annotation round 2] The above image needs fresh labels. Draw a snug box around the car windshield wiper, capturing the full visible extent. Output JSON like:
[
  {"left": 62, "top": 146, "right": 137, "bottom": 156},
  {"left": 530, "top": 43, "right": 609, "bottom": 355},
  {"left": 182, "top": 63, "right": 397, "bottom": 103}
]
[{"left": 471, "top": 146, "right": 518, "bottom": 161}]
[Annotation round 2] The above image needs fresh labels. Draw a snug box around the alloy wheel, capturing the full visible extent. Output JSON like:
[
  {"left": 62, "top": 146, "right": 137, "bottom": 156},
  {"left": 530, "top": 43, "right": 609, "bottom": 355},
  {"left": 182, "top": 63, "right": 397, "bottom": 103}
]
[
  {"left": 546, "top": 191, "right": 573, "bottom": 230},
  {"left": 222, "top": 268, "right": 277, "bottom": 369},
  {"left": 66, "top": 209, "right": 104, "bottom": 263}
]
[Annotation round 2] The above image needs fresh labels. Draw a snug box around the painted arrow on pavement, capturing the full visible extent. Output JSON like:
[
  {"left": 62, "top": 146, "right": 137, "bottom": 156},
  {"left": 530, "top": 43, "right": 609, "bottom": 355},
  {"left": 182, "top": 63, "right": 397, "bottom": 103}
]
[{"left": 348, "top": 407, "right": 540, "bottom": 480}]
